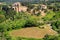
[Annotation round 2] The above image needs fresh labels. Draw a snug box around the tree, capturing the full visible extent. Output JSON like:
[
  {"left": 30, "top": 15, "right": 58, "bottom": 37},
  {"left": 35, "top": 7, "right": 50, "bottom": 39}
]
[
  {"left": 43, "top": 10, "right": 55, "bottom": 21},
  {"left": 6, "top": 8, "right": 16, "bottom": 20},
  {"left": 2, "top": 5, "right": 16, "bottom": 20},
  {"left": 43, "top": 35, "right": 59, "bottom": 40},
  {"left": 0, "top": 15, "right": 6, "bottom": 23},
  {"left": 51, "top": 20, "right": 60, "bottom": 33}
]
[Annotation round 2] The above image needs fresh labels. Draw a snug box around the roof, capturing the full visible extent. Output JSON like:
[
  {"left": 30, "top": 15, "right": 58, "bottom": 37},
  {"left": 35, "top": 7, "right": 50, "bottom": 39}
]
[{"left": 12, "top": 2, "right": 21, "bottom": 6}]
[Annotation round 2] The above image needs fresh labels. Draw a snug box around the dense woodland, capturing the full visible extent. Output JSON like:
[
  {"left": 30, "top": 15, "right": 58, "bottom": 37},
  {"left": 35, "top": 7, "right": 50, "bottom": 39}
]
[{"left": 0, "top": 1, "right": 60, "bottom": 40}]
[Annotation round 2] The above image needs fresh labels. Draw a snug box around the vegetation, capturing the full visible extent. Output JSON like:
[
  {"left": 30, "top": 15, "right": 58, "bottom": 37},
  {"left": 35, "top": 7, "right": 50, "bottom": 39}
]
[
  {"left": 0, "top": 5, "right": 40, "bottom": 40},
  {"left": 43, "top": 34, "right": 60, "bottom": 40},
  {"left": 0, "top": 1, "right": 60, "bottom": 40}
]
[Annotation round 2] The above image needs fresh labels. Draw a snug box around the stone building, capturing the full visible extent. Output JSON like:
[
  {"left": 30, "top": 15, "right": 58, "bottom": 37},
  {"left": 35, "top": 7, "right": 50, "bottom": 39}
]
[
  {"left": 12, "top": 2, "right": 28, "bottom": 13},
  {"left": 41, "top": 4, "right": 47, "bottom": 10}
]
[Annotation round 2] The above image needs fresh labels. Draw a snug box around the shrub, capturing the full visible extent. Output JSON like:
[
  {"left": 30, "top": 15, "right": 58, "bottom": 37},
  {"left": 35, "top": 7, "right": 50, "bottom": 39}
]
[
  {"left": 51, "top": 20, "right": 60, "bottom": 33},
  {"left": 0, "top": 15, "right": 6, "bottom": 23},
  {"left": 24, "top": 16, "right": 39, "bottom": 27},
  {"left": 43, "top": 10, "right": 55, "bottom": 21},
  {"left": 43, "top": 35, "right": 59, "bottom": 40}
]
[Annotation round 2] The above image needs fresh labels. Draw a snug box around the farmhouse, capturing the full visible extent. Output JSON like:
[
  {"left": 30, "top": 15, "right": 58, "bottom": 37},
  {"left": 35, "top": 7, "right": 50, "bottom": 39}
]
[
  {"left": 12, "top": 2, "right": 28, "bottom": 13},
  {"left": 41, "top": 4, "right": 47, "bottom": 10}
]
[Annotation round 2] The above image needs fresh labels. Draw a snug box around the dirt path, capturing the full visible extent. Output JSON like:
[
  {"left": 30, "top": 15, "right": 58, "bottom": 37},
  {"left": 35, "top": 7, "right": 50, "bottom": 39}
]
[{"left": 10, "top": 27, "right": 57, "bottom": 38}]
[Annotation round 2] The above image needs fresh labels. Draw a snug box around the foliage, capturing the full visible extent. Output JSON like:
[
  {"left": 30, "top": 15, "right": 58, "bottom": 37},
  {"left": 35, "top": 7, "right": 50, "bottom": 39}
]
[
  {"left": 51, "top": 20, "right": 60, "bottom": 33},
  {"left": 0, "top": 19, "right": 26, "bottom": 32},
  {"left": 0, "top": 10, "right": 5, "bottom": 15},
  {"left": 12, "top": 37, "right": 43, "bottom": 40},
  {"left": 0, "top": 3, "right": 60, "bottom": 40},
  {"left": 43, "top": 10, "right": 55, "bottom": 21},
  {"left": 2, "top": 5, "right": 16, "bottom": 20},
  {"left": 43, "top": 35, "right": 60, "bottom": 40},
  {"left": 0, "top": 15, "right": 6, "bottom": 23},
  {"left": 0, "top": 11, "right": 39, "bottom": 32},
  {"left": 15, "top": 12, "right": 39, "bottom": 27},
  {"left": 53, "top": 11, "right": 60, "bottom": 19}
]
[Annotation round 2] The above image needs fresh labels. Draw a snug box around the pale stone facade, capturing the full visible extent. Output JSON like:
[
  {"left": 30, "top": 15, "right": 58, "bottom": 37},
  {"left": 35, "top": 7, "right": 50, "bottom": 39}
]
[
  {"left": 41, "top": 4, "right": 47, "bottom": 10},
  {"left": 12, "top": 2, "right": 28, "bottom": 13}
]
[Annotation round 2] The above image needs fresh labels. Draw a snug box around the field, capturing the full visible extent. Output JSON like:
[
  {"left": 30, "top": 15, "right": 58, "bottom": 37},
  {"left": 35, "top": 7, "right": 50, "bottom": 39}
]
[{"left": 9, "top": 27, "right": 57, "bottom": 39}]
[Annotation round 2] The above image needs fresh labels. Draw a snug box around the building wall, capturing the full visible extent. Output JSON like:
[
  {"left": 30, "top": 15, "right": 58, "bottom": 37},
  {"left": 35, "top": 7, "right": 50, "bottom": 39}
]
[{"left": 12, "top": 2, "right": 28, "bottom": 13}]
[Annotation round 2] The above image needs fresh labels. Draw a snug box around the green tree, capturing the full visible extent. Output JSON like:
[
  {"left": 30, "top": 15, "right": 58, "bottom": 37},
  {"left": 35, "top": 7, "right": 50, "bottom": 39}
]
[{"left": 0, "top": 15, "right": 6, "bottom": 23}]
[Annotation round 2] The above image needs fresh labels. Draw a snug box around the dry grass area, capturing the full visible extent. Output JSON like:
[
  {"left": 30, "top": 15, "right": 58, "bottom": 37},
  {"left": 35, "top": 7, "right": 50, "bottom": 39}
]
[{"left": 9, "top": 27, "right": 57, "bottom": 39}]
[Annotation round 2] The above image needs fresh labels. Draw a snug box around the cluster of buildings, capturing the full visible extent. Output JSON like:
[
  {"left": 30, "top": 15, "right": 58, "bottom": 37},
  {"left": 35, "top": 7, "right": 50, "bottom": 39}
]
[
  {"left": 0, "top": 2, "right": 47, "bottom": 16},
  {"left": 12, "top": 2, "right": 47, "bottom": 16},
  {"left": 12, "top": 2, "right": 47, "bottom": 13}
]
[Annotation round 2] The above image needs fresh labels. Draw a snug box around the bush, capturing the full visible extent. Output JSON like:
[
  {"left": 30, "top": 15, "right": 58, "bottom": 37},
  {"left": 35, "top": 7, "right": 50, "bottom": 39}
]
[
  {"left": 15, "top": 12, "right": 39, "bottom": 27},
  {"left": 0, "top": 15, "right": 6, "bottom": 23},
  {"left": 43, "top": 10, "right": 55, "bottom": 21},
  {"left": 0, "top": 14, "right": 39, "bottom": 31},
  {"left": 51, "top": 20, "right": 60, "bottom": 33},
  {"left": 24, "top": 16, "right": 39, "bottom": 27},
  {"left": 13, "top": 19, "right": 26, "bottom": 29},
  {"left": 43, "top": 35, "right": 59, "bottom": 40}
]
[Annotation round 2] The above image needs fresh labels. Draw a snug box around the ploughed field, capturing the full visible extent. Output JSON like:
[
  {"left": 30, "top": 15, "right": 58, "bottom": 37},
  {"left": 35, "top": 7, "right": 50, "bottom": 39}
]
[{"left": 9, "top": 27, "right": 57, "bottom": 38}]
